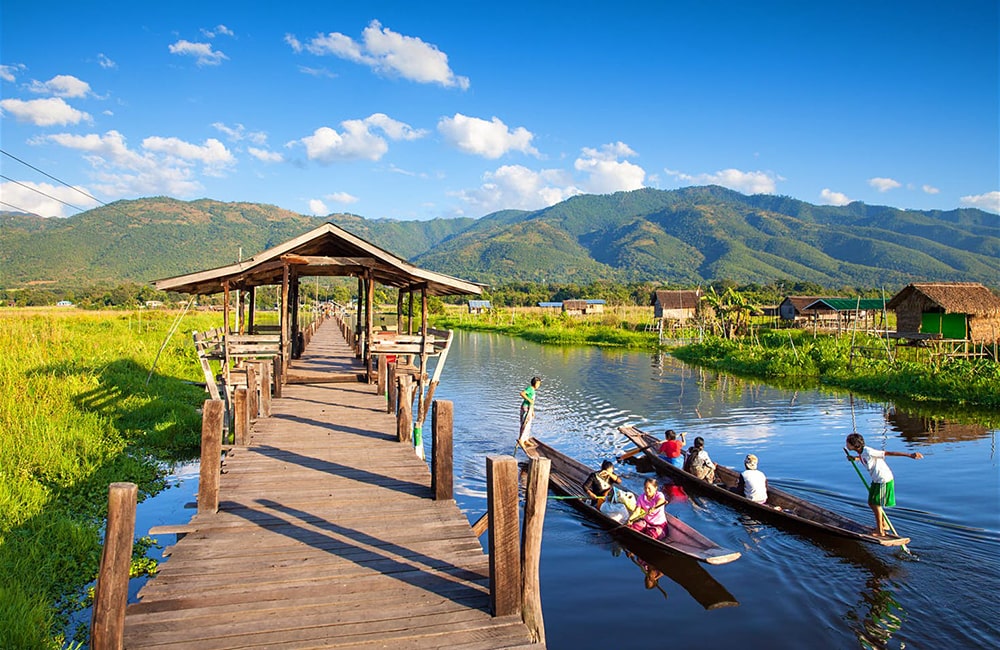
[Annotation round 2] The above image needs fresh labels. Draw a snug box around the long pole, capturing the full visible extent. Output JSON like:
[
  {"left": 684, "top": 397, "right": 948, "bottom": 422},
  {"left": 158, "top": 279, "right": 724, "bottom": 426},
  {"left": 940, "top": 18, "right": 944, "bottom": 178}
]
[{"left": 843, "top": 448, "right": 911, "bottom": 554}]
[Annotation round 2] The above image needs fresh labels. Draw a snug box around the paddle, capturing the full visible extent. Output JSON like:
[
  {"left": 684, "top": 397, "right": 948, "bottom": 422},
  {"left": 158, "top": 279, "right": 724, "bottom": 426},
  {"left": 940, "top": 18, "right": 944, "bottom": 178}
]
[
  {"left": 843, "top": 448, "right": 911, "bottom": 555},
  {"left": 617, "top": 445, "right": 650, "bottom": 462}
]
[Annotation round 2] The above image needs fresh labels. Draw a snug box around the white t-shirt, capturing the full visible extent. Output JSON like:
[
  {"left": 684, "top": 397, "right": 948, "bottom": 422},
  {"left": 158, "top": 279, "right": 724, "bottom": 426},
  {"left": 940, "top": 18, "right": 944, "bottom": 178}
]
[
  {"left": 861, "top": 447, "right": 893, "bottom": 484},
  {"left": 741, "top": 468, "right": 768, "bottom": 503}
]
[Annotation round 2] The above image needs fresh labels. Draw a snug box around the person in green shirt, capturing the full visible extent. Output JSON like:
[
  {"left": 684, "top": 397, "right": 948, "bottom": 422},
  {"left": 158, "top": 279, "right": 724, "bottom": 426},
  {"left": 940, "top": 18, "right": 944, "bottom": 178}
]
[{"left": 518, "top": 376, "right": 541, "bottom": 447}]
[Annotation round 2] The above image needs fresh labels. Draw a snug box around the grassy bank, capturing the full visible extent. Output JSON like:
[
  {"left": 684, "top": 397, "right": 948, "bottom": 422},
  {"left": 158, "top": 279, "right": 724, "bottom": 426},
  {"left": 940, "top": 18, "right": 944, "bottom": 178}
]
[
  {"left": 0, "top": 308, "right": 219, "bottom": 649},
  {"left": 671, "top": 329, "right": 1000, "bottom": 413}
]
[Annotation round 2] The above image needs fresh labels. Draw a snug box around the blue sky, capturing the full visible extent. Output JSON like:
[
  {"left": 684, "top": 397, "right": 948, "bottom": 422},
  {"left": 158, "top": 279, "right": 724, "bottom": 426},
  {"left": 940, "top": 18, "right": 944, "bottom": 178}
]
[{"left": 2, "top": 1, "right": 998, "bottom": 220}]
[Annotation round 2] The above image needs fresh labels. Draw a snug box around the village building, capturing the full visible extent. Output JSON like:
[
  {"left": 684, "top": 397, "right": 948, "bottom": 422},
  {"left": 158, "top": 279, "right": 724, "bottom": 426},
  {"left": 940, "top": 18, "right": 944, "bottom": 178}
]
[
  {"left": 651, "top": 289, "right": 702, "bottom": 322},
  {"left": 467, "top": 299, "right": 491, "bottom": 314},
  {"left": 778, "top": 296, "right": 840, "bottom": 323},
  {"left": 561, "top": 299, "right": 605, "bottom": 315},
  {"left": 887, "top": 282, "right": 1000, "bottom": 343}
]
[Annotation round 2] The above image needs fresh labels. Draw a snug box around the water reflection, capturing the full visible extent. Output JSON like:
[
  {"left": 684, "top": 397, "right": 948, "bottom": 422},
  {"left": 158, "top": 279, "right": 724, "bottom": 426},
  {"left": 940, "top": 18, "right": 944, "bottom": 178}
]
[
  {"left": 886, "top": 407, "right": 993, "bottom": 444},
  {"left": 614, "top": 543, "right": 740, "bottom": 610}
]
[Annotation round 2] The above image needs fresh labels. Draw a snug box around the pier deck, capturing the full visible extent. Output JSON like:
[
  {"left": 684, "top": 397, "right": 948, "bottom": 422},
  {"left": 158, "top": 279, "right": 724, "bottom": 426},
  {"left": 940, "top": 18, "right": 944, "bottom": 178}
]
[{"left": 123, "top": 321, "right": 537, "bottom": 649}]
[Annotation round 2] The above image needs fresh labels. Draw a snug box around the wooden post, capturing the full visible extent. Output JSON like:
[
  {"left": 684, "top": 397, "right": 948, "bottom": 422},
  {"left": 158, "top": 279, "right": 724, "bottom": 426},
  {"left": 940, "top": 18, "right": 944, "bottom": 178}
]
[
  {"left": 521, "top": 457, "right": 550, "bottom": 643},
  {"left": 272, "top": 355, "right": 283, "bottom": 399},
  {"left": 397, "top": 374, "right": 412, "bottom": 444},
  {"left": 90, "top": 482, "right": 137, "bottom": 650},
  {"left": 377, "top": 353, "right": 387, "bottom": 397},
  {"left": 280, "top": 263, "right": 290, "bottom": 373},
  {"left": 233, "top": 387, "right": 249, "bottom": 446},
  {"left": 487, "top": 455, "right": 520, "bottom": 618},
  {"left": 431, "top": 400, "right": 453, "bottom": 501},
  {"left": 366, "top": 271, "right": 374, "bottom": 381},
  {"left": 246, "top": 364, "right": 259, "bottom": 420},
  {"left": 199, "top": 399, "right": 224, "bottom": 514},
  {"left": 386, "top": 363, "right": 397, "bottom": 414},
  {"left": 259, "top": 360, "right": 272, "bottom": 417},
  {"left": 247, "top": 286, "right": 256, "bottom": 334}
]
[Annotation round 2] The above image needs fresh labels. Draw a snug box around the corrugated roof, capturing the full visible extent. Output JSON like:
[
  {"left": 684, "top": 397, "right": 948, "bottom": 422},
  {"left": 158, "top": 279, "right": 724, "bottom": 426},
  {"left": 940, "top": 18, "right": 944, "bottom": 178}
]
[
  {"left": 805, "top": 298, "right": 887, "bottom": 311},
  {"left": 468, "top": 300, "right": 492, "bottom": 308}
]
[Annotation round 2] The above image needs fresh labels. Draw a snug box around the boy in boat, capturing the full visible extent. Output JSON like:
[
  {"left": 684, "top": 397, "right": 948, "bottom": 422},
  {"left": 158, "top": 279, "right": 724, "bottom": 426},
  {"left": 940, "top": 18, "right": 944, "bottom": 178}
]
[
  {"left": 845, "top": 433, "right": 923, "bottom": 537},
  {"left": 582, "top": 460, "right": 621, "bottom": 508},
  {"left": 658, "top": 429, "right": 686, "bottom": 468},
  {"left": 736, "top": 454, "right": 768, "bottom": 503},
  {"left": 628, "top": 477, "right": 668, "bottom": 540},
  {"left": 518, "top": 376, "right": 541, "bottom": 447},
  {"left": 684, "top": 436, "right": 716, "bottom": 482}
]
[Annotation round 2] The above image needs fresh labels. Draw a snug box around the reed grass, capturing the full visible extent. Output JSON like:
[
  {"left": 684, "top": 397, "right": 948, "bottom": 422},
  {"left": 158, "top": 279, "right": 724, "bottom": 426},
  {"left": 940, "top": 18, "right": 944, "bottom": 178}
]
[{"left": 0, "top": 308, "right": 220, "bottom": 649}]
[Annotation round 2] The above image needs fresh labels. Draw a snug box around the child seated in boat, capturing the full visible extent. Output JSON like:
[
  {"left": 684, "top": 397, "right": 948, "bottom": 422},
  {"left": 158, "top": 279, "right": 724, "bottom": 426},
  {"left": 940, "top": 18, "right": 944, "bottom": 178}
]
[
  {"left": 658, "top": 429, "right": 686, "bottom": 468},
  {"left": 736, "top": 454, "right": 768, "bottom": 503},
  {"left": 582, "top": 460, "right": 621, "bottom": 509},
  {"left": 683, "top": 436, "right": 716, "bottom": 482},
  {"left": 628, "top": 477, "right": 668, "bottom": 540}
]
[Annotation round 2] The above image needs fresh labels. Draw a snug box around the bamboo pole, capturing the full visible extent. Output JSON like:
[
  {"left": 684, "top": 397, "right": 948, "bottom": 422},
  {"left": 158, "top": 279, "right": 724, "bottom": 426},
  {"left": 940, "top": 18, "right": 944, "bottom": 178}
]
[
  {"left": 90, "top": 482, "right": 137, "bottom": 650},
  {"left": 521, "top": 456, "right": 549, "bottom": 643}
]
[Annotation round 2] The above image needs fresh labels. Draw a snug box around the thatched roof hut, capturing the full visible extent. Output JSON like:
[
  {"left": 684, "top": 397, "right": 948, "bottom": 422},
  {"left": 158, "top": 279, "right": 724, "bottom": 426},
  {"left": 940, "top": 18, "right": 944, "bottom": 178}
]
[
  {"left": 887, "top": 282, "right": 1000, "bottom": 342},
  {"left": 652, "top": 290, "right": 702, "bottom": 321}
]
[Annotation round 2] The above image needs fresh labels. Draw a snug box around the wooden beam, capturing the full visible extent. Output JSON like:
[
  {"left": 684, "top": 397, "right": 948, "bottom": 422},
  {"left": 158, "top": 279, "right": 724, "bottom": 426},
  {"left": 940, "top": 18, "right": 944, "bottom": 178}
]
[{"left": 487, "top": 455, "right": 520, "bottom": 618}]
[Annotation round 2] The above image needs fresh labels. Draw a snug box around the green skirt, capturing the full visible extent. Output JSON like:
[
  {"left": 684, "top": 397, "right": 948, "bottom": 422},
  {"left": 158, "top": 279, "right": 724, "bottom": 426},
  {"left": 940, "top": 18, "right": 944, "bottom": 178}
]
[{"left": 867, "top": 479, "right": 896, "bottom": 507}]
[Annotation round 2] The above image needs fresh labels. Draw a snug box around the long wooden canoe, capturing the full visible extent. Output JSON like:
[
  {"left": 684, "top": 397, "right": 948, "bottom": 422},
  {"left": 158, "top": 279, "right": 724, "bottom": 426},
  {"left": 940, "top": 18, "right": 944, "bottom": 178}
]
[
  {"left": 618, "top": 425, "right": 910, "bottom": 547},
  {"left": 521, "top": 438, "right": 741, "bottom": 565}
]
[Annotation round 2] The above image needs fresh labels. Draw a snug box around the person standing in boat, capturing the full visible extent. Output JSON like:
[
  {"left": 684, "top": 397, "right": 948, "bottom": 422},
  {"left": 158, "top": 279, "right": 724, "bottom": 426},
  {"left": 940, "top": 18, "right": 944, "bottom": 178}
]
[
  {"left": 582, "top": 460, "right": 621, "bottom": 508},
  {"left": 846, "top": 433, "right": 923, "bottom": 537},
  {"left": 658, "top": 429, "right": 686, "bottom": 468},
  {"left": 628, "top": 477, "right": 668, "bottom": 540},
  {"left": 518, "top": 376, "right": 541, "bottom": 446},
  {"left": 736, "top": 454, "right": 768, "bottom": 503},
  {"left": 684, "top": 436, "right": 716, "bottom": 482}
]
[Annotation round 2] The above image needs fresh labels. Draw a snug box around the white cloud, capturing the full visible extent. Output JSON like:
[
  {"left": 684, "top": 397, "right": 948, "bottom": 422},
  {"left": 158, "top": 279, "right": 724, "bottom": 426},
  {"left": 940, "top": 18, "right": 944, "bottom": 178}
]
[
  {"left": 212, "top": 122, "right": 267, "bottom": 145},
  {"left": 28, "top": 74, "right": 92, "bottom": 98},
  {"left": 0, "top": 97, "right": 91, "bottom": 126},
  {"left": 0, "top": 180, "right": 100, "bottom": 218},
  {"left": 35, "top": 130, "right": 216, "bottom": 197},
  {"left": 869, "top": 177, "right": 901, "bottom": 192},
  {"left": 922, "top": 184, "right": 940, "bottom": 195},
  {"left": 201, "top": 24, "right": 234, "bottom": 38},
  {"left": 248, "top": 147, "right": 284, "bottom": 162},
  {"left": 1, "top": 63, "right": 27, "bottom": 82},
  {"left": 819, "top": 188, "right": 852, "bottom": 206},
  {"left": 298, "top": 66, "right": 337, "bottom": 78},
  {"left": 575, "top": 142, "right": 646, "bottom": 194},
  {"left": 168, "top": 40, "right": 229, "bottom": 66},
  {"left": 141, "top": 136, "right": 235, "bottom": 169},
  {"left": 665, "top": 167, "right": 779, "bottom": 194},
  {"left": 960, "top": 191, "right": 1000, "bottom": 214},
  {"left": 325, "top": 191, "right": 359, "bottom": 204},
  {"left": 97, "top": 53, "right": 117, "bottom": 69},
  {"left": 309, "top": 199, "right": 329, "bottom": 215},
  {"left": 292, "top": 114, "right": 425, "bottom": 163},
  {"left": 455, "top": 164, "right": 582, "bottom": 212},
  {"left": 291, "top": 20, "right": 469, "bottom": 89},
  {"left": 438, "top": 114, "right": 538, "bottom": 159}
]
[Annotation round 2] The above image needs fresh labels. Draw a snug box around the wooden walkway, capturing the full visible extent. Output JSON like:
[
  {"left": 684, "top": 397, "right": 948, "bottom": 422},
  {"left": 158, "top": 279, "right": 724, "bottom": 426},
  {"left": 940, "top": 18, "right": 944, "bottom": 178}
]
[{"left": 123, "top": 321, "right": 539, "bottom": 649}]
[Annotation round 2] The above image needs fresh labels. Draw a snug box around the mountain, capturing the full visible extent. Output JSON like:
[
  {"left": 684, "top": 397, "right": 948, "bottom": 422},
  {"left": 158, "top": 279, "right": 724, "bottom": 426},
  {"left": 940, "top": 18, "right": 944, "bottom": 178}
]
[{"left": 2, "top": 187, "right": 997, "bottom": 289}]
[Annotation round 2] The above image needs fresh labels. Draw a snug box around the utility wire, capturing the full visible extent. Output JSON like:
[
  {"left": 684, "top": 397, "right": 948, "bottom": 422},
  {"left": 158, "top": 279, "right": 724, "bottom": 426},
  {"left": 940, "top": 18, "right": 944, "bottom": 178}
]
[
  {"left": 0, "top": 174, "right": 89, "bottom": 213},
  {"left": 0, "top": 148, "right": 109, "bottom": 208}
]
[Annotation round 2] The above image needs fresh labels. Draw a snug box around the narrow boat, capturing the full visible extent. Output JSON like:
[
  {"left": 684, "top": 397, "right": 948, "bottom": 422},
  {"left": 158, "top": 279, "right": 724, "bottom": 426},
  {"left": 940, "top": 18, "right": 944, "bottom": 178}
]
[
  {"left": 618, "top": 425, "right": 910, "bottom": 547},
  {"left": 521, "top": 438, "right": 741, "bottom": 565}
]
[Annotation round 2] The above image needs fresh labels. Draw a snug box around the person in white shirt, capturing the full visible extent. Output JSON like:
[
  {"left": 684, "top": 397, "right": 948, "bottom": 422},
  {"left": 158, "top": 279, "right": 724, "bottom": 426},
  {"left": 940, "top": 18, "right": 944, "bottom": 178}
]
[
  {"left": 846, "top": 433, "right": 923, "bottom": 537},
  {"left": 737, "top": 454, "right": 768, "bottom": 503}
]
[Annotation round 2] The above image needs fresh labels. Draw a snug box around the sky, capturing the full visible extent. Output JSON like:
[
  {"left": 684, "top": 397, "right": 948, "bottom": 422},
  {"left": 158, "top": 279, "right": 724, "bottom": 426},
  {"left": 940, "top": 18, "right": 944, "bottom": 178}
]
[{"left": 1, "top": 1, "right": 998, "bottom": 221}]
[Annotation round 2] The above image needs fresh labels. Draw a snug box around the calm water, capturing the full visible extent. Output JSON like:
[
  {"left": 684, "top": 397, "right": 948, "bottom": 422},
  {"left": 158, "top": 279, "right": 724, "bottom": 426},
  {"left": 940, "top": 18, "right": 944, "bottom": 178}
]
[{"left": 132, "top": 331, "right": 999, "bottom": 649}]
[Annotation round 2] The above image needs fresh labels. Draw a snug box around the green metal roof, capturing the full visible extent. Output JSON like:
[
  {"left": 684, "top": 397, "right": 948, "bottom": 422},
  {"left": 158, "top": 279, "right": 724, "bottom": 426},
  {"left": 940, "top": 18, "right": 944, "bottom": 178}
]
[{"left": 806, "top": 298, "right": 887, "bottom": 311}]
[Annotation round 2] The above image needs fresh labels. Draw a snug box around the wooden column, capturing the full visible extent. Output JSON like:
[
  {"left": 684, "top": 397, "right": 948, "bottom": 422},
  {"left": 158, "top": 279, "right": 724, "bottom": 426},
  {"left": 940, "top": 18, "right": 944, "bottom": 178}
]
[
  {"left": 259, "top": 360, "right": 272, "bottom": 417},
  {"left": 233, "top": 387, "right": 249, "bottom": 445},
  {"left": 247, "top": 286, "right": 256, "bottom": 333},
  {"left": 198, "top": 399, "right": 224, "bottom": 514},
  {"left": 272, "top": 355, "right": 283, "bottom": 399},
  {"left": 521, "top": 457, "right": 550, "bottom": 643},
  {"left": 356, "top": 276, "right": 364, "bottom": 357},
  {"left": 408, "top": 290, "right": 415, "bottom": 334},
  {"left": 365, "top": 271, "right": 374, "bottom": 380},
  {"left": 290, "top": 273, "right": 301, "bottom": 359},
  {"left": 280, "top": 264, "right": 290, "bottom": 374},
  {"left": 396, "top": 289, "right": 404, "bottom": 334},
  {"left": 377, "top": 353, "right": 387, "bottom": 397},
  {"left": 487, "top": 455, "right": 520, "bottom": 618},
  {"left": 386, "top": 363, "right": 397, "bottom": 415},
  {"left": 90, "top": 482, "right": 137, "bottom": 650},
  {"left": 431, "top": 400, "right": 453, "bottom": 501},
  {"left": 222, "top": 281, "right": 231, "bottom": 334},
  {"left": 246, "top": 364, "right": 259, "bottom": 420},
  {"left": 397, "top": 374, "right": 412, "bottom": 444}
]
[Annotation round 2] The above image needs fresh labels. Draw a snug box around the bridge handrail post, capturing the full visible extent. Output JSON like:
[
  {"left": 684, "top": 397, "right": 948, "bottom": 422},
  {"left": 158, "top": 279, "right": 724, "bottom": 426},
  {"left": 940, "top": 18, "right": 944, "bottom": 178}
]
[
  {"left": 233, "top": 388, "right": 249, "bottom": 446},
  {"left": 199, "top": 399, "right": 224, "bottom": 514},
  {"left": 397, "top": 374, "right": 413, "bottom": 444},
  {"left": 431, "top": 400, "right": 453, "bottom": 500},
  {"left": 486, "top": 455, "right": 520, "bottom": 617},
  {"left": 521, "top": 456, "right": 549, "bottom": 642},
  {"left": 90, "top": 482, "right": 137, "bottom": 650}
]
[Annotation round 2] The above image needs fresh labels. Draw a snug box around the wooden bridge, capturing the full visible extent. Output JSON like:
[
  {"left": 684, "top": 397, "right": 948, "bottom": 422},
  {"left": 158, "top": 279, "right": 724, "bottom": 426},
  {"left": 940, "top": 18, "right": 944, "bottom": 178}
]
[{"left": 100, "top": 320, "right": 544, "bottom": 649}]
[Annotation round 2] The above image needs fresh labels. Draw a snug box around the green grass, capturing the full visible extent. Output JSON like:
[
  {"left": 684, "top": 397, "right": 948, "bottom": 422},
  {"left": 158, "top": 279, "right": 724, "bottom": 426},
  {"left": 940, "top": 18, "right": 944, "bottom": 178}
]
[{"left": 0, "top": 308, "right": 220, "bottom": 649}]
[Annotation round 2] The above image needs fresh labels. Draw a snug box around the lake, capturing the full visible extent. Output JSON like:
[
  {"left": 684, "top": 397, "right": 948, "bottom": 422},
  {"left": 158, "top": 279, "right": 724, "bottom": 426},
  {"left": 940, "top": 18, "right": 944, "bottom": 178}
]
[{"left": 133, "top": 330, "right": 999, "bottom": 649}]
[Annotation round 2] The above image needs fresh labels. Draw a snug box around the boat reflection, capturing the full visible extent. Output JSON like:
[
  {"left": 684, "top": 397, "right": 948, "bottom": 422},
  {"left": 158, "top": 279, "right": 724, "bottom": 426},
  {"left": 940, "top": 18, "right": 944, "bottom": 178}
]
[{"left": 611, "top": 541, "right": 740, "bottom": 610}]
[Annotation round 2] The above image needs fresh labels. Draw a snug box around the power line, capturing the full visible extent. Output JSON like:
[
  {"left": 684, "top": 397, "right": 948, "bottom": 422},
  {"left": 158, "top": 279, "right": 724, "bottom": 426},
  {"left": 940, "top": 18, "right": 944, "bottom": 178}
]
[
  {"left": 0, "top": 148, "right": 109, "bottom": 208},
  {"left": 0, "top": 174, "right": 90, "bottom": 213}
]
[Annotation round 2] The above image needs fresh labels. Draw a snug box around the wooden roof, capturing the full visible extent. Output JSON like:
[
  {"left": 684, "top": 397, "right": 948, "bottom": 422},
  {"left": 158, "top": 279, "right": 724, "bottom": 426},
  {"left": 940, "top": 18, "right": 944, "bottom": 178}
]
[
  {"left": 886, "top": 282, "right": 1000, "bottom": 315},
  {"left": 153, "top": 222, "right": 485, "bottom": 297}
]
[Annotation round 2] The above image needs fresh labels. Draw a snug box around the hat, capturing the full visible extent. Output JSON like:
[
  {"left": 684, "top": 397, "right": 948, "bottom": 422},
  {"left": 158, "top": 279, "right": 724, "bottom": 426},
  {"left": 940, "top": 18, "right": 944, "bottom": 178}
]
[{"left": 745, "top": 454, "right": 758, "bottom": 470}]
